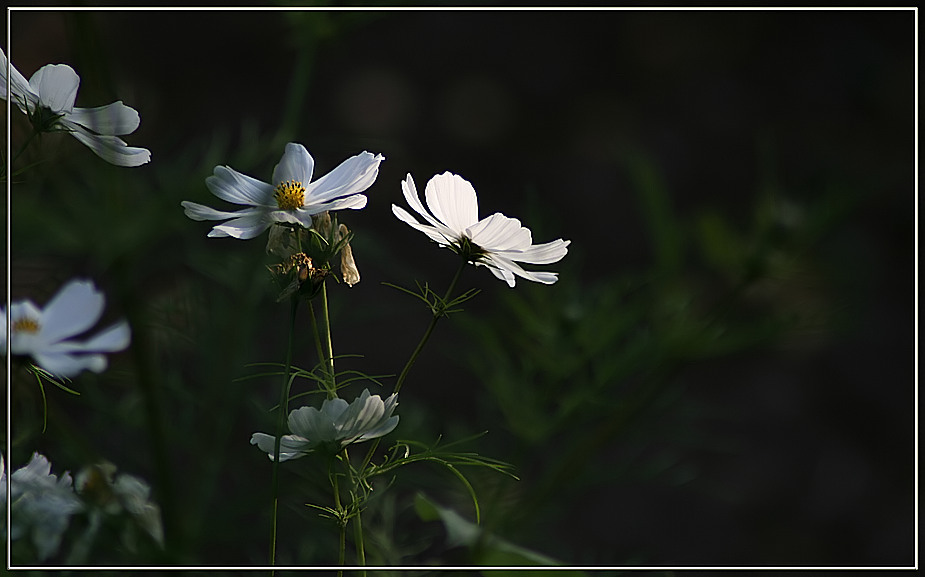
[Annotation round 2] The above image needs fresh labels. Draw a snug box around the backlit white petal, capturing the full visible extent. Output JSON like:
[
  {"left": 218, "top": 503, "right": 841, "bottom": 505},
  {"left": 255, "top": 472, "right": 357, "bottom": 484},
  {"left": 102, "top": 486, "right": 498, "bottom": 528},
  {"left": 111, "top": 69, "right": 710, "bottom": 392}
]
[
  {"left": 67, "top": 101, "right": 140, "bottom": 135},
  {"left": 487, "top": 254, "right": 559, "bottom": 285},
  {"left": 29, "top": 64, "right": 79, "bottom": 113},
  {"left": 181, "top": 201, "right": 258, "bottom": 222},
  {"left": 466, "top": 213, "right": 531, "bottom": 252},
  {"left": 206, "top": 166, "right": 275, "bottom": 206},
  {"left": 401, "top": 174, "right": 454, "bottom": 233},
  {"left": 250, "top": 433, "right": 312, "bottom": 462},
  {"left": 0, "top": 48, "right": 38, "bottom": 109},
  {"left": 210, "top": 211, "right": 275, "bottom": 240},
  {"left": 308, "top": 151, "right": 384, "bottom": 203},
  {"left": 305, "top": 193, "right": 368, "bottom": 214},
  {"left": 272, "top": 142, "right": 314, "bottom": 186},
  {"left": 496, "top": 238, "right": 570, "bottom": 265},
  {"left": 424, "top": 172, "right": 479, "bottom": 232},
  {"left": 68, "top": 124, "right": 151, "bottom": 167},
  {"left": 392, "top": 205, "right": 453, "bottom": 245}
]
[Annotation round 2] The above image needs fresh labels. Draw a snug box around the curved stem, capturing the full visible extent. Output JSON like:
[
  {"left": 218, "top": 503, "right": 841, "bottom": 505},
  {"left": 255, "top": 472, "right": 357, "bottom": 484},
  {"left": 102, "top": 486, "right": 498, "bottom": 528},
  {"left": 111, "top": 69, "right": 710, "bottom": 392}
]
[
  {"left": 393, "top": 257, "right": 467, "bottom": 394},
  {"left": 269, "top": 296, "right": 299, "bottom": 572}
]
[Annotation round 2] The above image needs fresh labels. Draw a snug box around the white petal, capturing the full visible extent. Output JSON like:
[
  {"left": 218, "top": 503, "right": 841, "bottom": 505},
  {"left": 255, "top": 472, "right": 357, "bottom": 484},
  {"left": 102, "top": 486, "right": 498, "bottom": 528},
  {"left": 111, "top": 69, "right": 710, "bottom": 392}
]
[
  {"left": 32, "top": 351, "right": 108, "bottom": 377},
  {"left": 205, "top": 166, "right": 275, "bottom": 206},
  {"left": 303, "top": 193, "right": 368, "bottom": 215},
  {"left": 392, "top": 204, "right": 454, "bottom": 245},
  {"left": 288, "top": 404, "right": 336, "bottom": 443},
  {"left": 358, "top": 415, "right": 399, "bottom": 442},
  {"left": 250, "top": 433, "right": 311, "bottom": 462},
  {"left": 484, "top": 262, "right": 517, "bottom": 287},
  {"left": 272, "top": 143, "right": 314, "bottom": 186},
  {"left": 29, "top": 63, "right": 79, "bottom": 113},
  {"left": 265, "top": 208, "right": 315, "bottom": 229},
  {"left": 398, "top": 174, "right": 458, "bottom": 238},
  {"left": 466, "top": 213, "right": 531, "bottom": 252},
  {"left": 424, "top": 172, "right": 479, "bottom": 233},
  {"left": 335, "top": 390, "right": 379, "bottom": 435},
  {"left": 0, "top": 48, "right": 38, "bottom": 110},
  {"left": 497, "top": 238, "right": 570, "bottom": 265},
  {"left": 66, "top": 101, "right": 140, "bottom": 135},
  {"left": 486, "top": 254, "right": 559, "bottom": 285},
  {"left": 181, "top": 201, "right": 259, "bottom": 222},
  {"left": 210, "top": 211, "right": 275, "bottom": 240},
  {"left": 67, "top": 123, "right": 151, "bottom": 167},
  {"left": 307, "top": 151, "right": 384, "bottom": 203},
  {"left": 59, "top": 320, "right": 130, "bottom": 353},
  {"left": 39, "top": 280, "right": 104, "bottom": 344}
]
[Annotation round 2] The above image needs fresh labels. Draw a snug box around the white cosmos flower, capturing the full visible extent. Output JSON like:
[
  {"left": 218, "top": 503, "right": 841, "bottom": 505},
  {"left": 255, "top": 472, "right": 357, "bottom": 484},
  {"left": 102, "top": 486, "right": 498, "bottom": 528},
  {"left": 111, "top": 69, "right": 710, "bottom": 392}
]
[
  {"left": 1, "top": 48, "right": 151, "bottom": 167},
  {"left": 2, "top": 279, "right": 131, "bottom": 378},
  {"left": 3, "top": 452, "right": 84, "bottom": 561},
  {"left": 181, "top": 143, "right": 385, "bottom": 240},
  {"left": 250, "top": 389, "right": 399, "bottom": 461},
  {"left": 392, "top": 172, "right": 571, "bottom": 287}
]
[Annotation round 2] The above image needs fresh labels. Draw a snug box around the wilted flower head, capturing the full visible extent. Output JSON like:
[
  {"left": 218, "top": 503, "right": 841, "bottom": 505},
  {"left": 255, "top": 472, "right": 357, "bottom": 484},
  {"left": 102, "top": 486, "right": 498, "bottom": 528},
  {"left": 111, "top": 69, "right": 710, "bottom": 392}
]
[
  {"left": 251, "top": 389, "right": 399, "bottom": 461},
  {"left": 2, "top": 278, "right": 131, "bottom": 378},
  {"left": 181, "top": 143, "right": 384, "bottom": 240},
  {"left": 2, "top": 453, "right": 84, "bottom": 561},
  {"left": 392, "top": 172, "right": 570, "bottom": 287},
  {"left": 1, "top": 48, "right": 150, "bottom": 167},
  {"left": 75, "top": 462, "right": 164, "bottom": 547}
]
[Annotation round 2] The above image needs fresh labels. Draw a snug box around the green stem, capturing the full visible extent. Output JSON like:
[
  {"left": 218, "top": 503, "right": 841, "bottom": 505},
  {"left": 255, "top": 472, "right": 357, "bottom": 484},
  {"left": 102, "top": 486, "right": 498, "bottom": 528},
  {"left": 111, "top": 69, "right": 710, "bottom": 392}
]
[
  {"left": 270, "top": 296, "right": 299, "bottom": 573},
  {"left": 393, "top": 257, "right": 467, "bottom": 394},
  {"left": 320, "top": 280, "right": 336, "bottom": 393},
  {"left": 308, "top": 301, "right": 332, "bottom": 398},
  {"left": 11, "top": 128, "right": 38, "bottom": 166},
  {"left": 332, "top": 458, "right": 345, "bottom": 575},
  {"left": 342, "top": 449, "right": 366, "bottom": 574}
]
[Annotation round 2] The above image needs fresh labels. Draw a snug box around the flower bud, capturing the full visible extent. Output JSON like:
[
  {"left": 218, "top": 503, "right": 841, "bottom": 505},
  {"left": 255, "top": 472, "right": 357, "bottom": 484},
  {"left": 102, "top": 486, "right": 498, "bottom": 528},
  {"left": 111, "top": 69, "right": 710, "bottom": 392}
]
[{"left": 338, "top": 224, "right": 360, "bottom": 287}]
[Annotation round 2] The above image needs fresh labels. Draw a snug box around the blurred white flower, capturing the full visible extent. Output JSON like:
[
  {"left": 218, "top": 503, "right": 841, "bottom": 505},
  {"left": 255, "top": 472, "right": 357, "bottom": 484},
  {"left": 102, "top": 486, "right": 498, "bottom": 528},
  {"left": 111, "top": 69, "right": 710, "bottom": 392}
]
[
  {"left": 1, "top": 48, "right": 151, "bottom": 167},
  {"left": 251, "top": 389, "right": 399, "bottom": 460},
  {"left": 392, "top": 172, "right": 570, "bottom": 287},
  {"left": 2, "top": 278, "right": 131, "bottom": 378},
  {"left": 182, "top": 143, "right": 384, "bottom": 240},
  {"left": 74, "top": 462, "right": 164, "bottom": 548},
  {"left": 3, "top": 452, "right": 84, "bottom": 561}
]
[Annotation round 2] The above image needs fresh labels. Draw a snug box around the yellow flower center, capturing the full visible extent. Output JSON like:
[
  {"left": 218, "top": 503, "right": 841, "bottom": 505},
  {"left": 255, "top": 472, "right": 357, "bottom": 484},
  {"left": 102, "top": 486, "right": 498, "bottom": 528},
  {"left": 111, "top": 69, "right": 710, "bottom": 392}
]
[
  {"left": 274, "top": 180, "right": 306, "bottom": 211},
  {"left": 12, "top": 317, "right": 40, "bottom": 334}
]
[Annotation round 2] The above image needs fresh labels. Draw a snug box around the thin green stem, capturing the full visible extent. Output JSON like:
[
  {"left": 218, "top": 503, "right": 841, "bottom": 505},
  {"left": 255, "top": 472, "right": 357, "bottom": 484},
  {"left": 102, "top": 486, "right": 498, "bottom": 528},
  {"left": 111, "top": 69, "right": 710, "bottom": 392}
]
[
  {"left": 393, "top": 257, "right": 467, "bottom": 394},
  {"left": 342, "top": 448, "right": 366, "bottom": 575},
  {"left": 11, "top": 128, "right": 38, "bottom": 166},
  {"left": 270, "top": 296, "right": 299, "bottom": 573},
  {"left": 308, "top": 301, "right": 332, "bottom": 396},
  {"left": 320, "top": 280, "right": 336, "bottom": 393},
  {"left": 332, "top": 458, "right": 345, "bottom": 576}
]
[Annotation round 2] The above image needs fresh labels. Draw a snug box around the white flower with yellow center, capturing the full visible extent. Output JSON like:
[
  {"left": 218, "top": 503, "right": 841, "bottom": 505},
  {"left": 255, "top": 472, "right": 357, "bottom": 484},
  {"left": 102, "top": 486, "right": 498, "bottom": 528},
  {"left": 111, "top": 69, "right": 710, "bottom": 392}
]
[
  {"left": 2, "top": 279, "right": 131, "bottom": 378},
  {"left": 181, "top": 143, "right": 385, "bottom": 240},
  {"left": 392, "top": 172, "right": 571, "bottom": 287},
  {"left": 1, "top": 48, "right": 151, "bottom": 167},
  {"left": 250, "top": 389, "right": 399, "bottom": 461}
]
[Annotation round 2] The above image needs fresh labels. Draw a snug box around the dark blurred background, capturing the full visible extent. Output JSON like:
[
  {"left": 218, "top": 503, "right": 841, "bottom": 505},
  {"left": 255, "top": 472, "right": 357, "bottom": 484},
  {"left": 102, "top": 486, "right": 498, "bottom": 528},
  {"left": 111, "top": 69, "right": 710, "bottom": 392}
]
[{"left": 4, "top": 7, "right": 915, "bottom": 570}]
